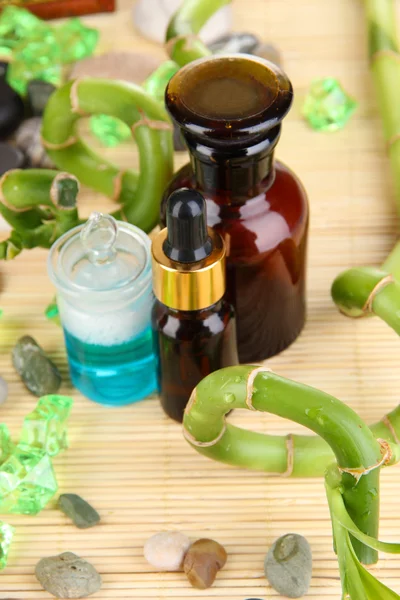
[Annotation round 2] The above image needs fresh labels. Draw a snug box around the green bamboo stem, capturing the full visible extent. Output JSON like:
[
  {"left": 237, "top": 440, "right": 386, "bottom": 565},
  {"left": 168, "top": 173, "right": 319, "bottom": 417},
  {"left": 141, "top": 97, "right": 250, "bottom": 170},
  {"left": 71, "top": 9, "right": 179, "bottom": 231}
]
[
  {"left": 367, "top": 0, "right": 400, "bottom": 215},
  {"left": 183, "top": 365, "right": 389, "bottom": 564},
  {"left": 0, "top": 170, "right": 80, "bottom": 259},
  {"left": 166, "top": 0, "right": 231, "bottom": 66},
  {"left": 42, "top": 78, "right": 174, "bottom": 233},
  {"left": 189, "top": 403, "right": 400, "bottom": 477},
  {"left": 331, "top": 265, "right": 400, "bottom": 332},
  {"left": 332, "top": 1, "right": 400, "bottom": 321}
]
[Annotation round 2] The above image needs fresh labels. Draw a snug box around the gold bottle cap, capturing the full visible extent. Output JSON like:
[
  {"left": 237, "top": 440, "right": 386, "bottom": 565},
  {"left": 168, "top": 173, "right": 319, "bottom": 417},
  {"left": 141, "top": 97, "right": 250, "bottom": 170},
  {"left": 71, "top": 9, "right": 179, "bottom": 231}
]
[{"left": 152, "top": 227, "right": 226, "bottom": 311}]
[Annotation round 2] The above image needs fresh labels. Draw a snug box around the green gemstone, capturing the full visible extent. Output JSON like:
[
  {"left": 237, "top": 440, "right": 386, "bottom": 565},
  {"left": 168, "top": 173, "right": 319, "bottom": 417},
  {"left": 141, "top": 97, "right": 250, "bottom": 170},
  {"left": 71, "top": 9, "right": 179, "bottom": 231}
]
[
  {"left": 302, "top": 78, "right": 357, "bottom": 132},
  {"left": 0, "top": 521, "right": 14, "bottom": 570},
  {"left": 45, "top": 299, "right": 61, "bottom": 327},
  {"left": 0, "top": 6, "right": 49, "bottom": 42},
  {"left": 0, "top": 446, "right": 58, "bottom": 515},
  {"left": 20, "top": 395, "right": 73, "bottom": 457},
  {"left": 90, "top": 114, "right": 132, "bottom": 147},
  {"left": 54, "top": 18, "right": 99, "bottom": 64},
  {"left": 7, "top": 33, "right": 62, "bottom": 96},
  {"left": 143, "top": 60, "right": 180, "bottom": 103}
]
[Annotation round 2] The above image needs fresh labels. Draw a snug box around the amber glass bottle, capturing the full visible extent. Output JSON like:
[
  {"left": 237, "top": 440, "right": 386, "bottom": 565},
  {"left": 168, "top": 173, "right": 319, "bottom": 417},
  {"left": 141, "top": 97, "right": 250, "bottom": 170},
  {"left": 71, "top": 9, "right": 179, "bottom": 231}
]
[
  {"left": 162, "top": 55, "right": 309, "bottom": 363},
  {"left": 152, "top": 188, "right": 238, "bottom": 423}
]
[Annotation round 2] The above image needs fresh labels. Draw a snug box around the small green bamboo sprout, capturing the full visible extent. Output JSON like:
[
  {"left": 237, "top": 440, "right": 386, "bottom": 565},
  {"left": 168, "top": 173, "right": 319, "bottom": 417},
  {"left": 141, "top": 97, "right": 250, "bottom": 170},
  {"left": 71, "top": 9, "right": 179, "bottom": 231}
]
[
  {"left": 332, "top": 0, "right": 400, "bottom": 325},
  {"left": 183, "top": 365, "right": 400, "bottom": 597},
  {"left": 0, "top": 170, "right": 80, "bottom": 259},
  {"left": 41, "top": 79, "right": 174, "bottom": 234},
  {"left": 165, "top": 0, "right": 231, "bottom": 66}
]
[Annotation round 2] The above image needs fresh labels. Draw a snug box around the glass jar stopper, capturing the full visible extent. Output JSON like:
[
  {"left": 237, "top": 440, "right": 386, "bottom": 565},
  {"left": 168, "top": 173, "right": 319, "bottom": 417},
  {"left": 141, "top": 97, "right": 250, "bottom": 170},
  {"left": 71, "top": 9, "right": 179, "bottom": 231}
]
[{"left": 80, "top": 212, "right": 118, "bottom": 265}]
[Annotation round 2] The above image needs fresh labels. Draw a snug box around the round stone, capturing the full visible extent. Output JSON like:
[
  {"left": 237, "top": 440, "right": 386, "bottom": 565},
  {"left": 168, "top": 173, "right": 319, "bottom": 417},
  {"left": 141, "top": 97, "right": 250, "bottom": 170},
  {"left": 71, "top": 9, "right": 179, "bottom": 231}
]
[
  {"left": 69, "top": 52, "right": 161, "bottom": 84},
  {"left": 27, "top": 80, "right": 56, "bottom": 117},
  {"left": 14, "top": 117, "right": 55, "bottom": 169},
  {"left": 183, "top": 538, "right": 227, "bottom": 589},
  {"left": 208, "top": 32, "right": 260, "bottom": 55},
  {"left": 0, "top": 143, "right": 26, "bottom": 177},
  {"left": 0, "top": 62, "right": 24, "bottom": 140},
  {"left": 133, "top": 0, "right": 232, "bottom": 45},
  {"left": 264, "top": 533, "right": 312, "bottom": 598},
  {"left": 35, "top": 552, "right": 101, "bottom": 598},
  {"left": 12, "top": 335, "right": 62, "bottom": 397},
  {"left": 252, "top": 43, "right": 283, "bottom": 67},
  {"left": 144, "top": 531, "right": 191, "bottom": 571},
  {"left": 57, "top": 494, "right": 100, "bottom": 529},
  {"left": 0, "top": 376, "right": 8, "bottom": 405}
]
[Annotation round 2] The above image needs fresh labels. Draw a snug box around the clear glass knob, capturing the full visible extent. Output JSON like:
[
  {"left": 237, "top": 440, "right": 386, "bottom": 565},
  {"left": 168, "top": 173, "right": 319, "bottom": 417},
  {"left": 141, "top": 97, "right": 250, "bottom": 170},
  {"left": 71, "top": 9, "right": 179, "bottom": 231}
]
[{"left": 80, "top": 212, "right": 118, "bottom": 265}]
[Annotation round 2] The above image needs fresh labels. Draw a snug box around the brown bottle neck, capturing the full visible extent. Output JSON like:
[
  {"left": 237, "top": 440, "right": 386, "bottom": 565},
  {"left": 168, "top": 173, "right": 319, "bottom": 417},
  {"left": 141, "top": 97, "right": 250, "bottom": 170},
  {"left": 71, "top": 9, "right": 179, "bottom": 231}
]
[{"left": 184, "top": 127, "right": 280, "bottom": 205}]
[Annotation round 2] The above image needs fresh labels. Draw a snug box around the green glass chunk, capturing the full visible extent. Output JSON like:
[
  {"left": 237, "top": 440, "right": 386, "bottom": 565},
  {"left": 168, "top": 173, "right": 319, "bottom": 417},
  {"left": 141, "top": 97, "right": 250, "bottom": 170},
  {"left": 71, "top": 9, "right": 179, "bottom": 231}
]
[
  {"left": 0, "top": 446, "right": 58, "bottom": 515},
  {"left": 302, "top": 78, "right": 358, "bottom": 132},
  {"left": 90, "top": 114, "right": 132, "bottom": 148},
  {"left": 54, "top": 18, "right": 99, "bottom": 64},
  {"left": 0, "top": 6, "right": 50, "bottom": 42},
  {"left": 7, "top": 33, "right": 62, "bottom": 96},
  {"left": 45, "top": 299, "right": 61, "bottom": 327},
  {"left": 20, "top": 395, "right": 73, "bottom": 457},
  {"left": 143, "top": 60, "right": 180, "bottom": 103},
  {"left": 0, "top": 521, "right": 14, "bottom": 570}
]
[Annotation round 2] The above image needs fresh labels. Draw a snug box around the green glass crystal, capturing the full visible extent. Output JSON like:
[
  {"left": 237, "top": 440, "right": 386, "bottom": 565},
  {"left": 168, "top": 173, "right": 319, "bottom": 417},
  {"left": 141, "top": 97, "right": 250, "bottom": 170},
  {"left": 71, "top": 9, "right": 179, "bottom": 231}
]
[
  {"left": 54, "top": 18, "right": 99, "bottom": 64},
  {"left": 90, "top": 114, "right": 132, "bottom": 148},
  {"left": 1, "top": 8, "right": 98, "bottom": 95},
  {"left": 143, "top": 60, "right": 180, "bottom": 103},
  {"left": 0, "top": 446, "right": 58, "bottom": 515},
  {"left": 0, "top": 521, "right": 14, "bottom": 570},
  {"left": 45, "top": 299, "right": 61, "bottom": 327},
  {"left": 7, "top": 33, "right": 62, "bottom": 96},
  {"left": 0, "top": 6, "right": 50, "bottom": 42},
  {"left": 302, "top": 78, "right": 358, "bottom": 132},
  {"left": 19, "top": 395, "right": 73, "bottom": 457}
]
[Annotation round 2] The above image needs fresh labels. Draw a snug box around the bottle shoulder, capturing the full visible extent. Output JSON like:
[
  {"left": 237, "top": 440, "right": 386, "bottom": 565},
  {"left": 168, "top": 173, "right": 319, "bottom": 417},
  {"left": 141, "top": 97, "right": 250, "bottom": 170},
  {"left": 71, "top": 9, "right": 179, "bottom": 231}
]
[
  {"left": 162, "top": 160, "right": 309, "bottom": 253},
  {"left": 152, "top": 299, "right": 234, "bottom": 340}
]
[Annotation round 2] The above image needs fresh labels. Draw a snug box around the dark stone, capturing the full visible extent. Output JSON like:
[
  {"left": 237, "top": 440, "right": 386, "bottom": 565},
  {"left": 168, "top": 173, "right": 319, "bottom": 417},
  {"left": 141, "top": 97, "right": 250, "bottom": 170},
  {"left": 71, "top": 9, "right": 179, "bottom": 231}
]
[
  {"left": 0, "top": 62, "right": 25, "bottom": 140},
  {"left": 264, "top": 533, "right": 312, "bottom": 598},
  {"left": 35, "top": 552, "right": 102, "bottom": 598},
  {"left": 251, "top": 43, "right": 283, "bottom": 67},
  {"left": 12, "top": 335, "right": 62, "bottom": 397},
  {"left": 27, "top": 80, "right": 57, "bottom": 117},
  {"left": 0, "top": 143, "right": 26, "bottom": 176},
  {"left": 208, "top": 32, "right": 260, "bottom": 55},
  {"left": 14, "top": 117, "right": 56, "bottom": 169},
  {"left": 58, "top": 494, "right": 100, "bottom": 529}
]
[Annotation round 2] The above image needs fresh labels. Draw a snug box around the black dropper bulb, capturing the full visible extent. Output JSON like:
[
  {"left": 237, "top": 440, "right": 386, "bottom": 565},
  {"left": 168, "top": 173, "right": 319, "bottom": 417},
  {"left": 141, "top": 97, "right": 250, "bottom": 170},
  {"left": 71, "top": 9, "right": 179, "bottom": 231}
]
[{"left": 163, "top": 188, "right": 213, "bottom": 263}]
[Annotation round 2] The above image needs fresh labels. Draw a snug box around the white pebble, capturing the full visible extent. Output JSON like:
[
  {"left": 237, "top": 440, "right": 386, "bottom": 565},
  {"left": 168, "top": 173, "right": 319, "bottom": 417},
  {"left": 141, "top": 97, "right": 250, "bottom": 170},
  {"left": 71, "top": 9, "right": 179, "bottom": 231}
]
[
  {"left": 0, "top": 377, "right": 8, "bottom": 405},
  {"left": 144, "top": 531, "right": 191, "bottom": 571}
]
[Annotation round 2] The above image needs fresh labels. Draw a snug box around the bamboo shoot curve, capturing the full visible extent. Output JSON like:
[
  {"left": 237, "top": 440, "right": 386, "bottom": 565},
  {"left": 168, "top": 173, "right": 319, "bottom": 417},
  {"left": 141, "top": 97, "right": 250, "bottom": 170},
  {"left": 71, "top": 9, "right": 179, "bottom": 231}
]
[
  {"left": 183, "top": 365, "right": 393, "bottom": 567},
  {"left": 41, "top": 79, "right": 173, "bottom": 234}
]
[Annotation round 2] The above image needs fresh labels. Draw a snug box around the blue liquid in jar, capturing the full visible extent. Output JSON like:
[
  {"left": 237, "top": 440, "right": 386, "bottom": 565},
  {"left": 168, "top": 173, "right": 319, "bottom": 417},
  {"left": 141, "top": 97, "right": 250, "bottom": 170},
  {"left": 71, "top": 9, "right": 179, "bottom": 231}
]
[{"left": 63, "top": 326, "right": 157, "bottom": 406}]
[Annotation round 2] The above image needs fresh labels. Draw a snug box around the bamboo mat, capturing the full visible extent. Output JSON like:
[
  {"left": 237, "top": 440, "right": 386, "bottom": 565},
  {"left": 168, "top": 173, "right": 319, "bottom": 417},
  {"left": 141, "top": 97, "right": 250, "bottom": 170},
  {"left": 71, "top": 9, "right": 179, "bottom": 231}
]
[{"left": 1, "top": 0, "right": 400, "bottom": 598}]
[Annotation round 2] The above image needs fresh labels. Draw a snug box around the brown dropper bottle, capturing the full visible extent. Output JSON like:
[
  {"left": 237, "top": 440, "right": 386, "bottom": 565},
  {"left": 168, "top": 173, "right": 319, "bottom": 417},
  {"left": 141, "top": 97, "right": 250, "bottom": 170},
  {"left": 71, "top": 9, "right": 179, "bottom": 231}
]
[
  {"left": 161, "top": 55, "right": 309, "bottom": 363},
  {"left": 151, "top": 188, "right": 238, "bottom": 423}
]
